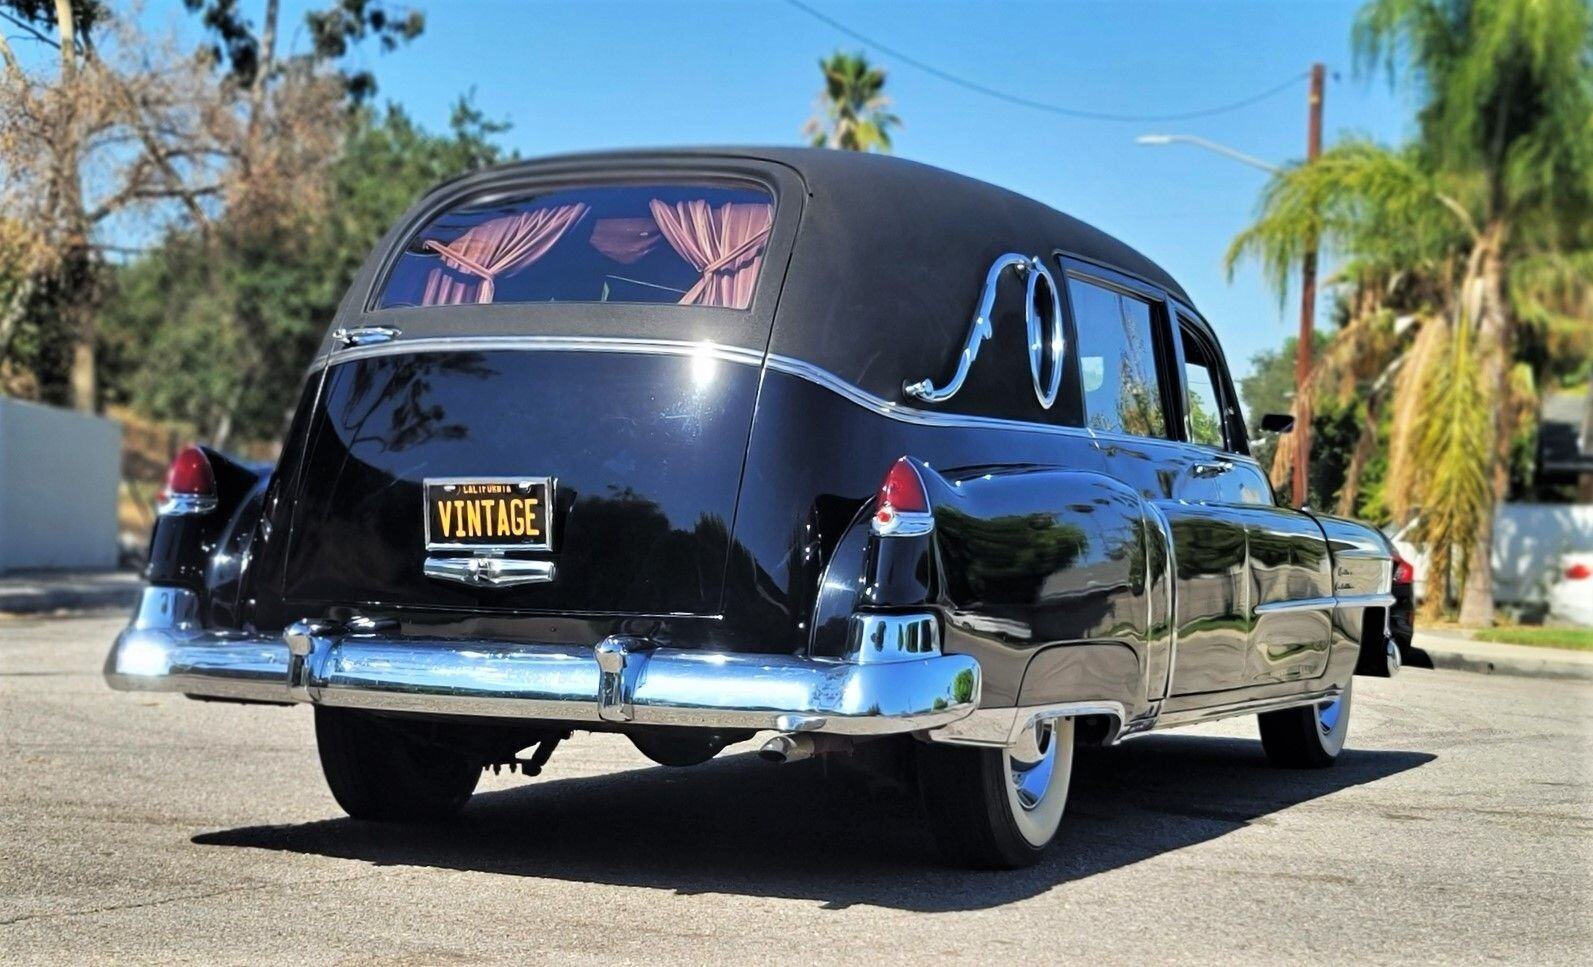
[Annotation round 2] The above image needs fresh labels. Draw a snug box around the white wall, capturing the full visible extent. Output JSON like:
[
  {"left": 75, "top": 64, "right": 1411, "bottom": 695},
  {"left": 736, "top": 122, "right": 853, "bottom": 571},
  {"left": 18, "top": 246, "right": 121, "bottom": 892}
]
[{"left": 0, "top": 398, "right": 123, "bottom": 573}]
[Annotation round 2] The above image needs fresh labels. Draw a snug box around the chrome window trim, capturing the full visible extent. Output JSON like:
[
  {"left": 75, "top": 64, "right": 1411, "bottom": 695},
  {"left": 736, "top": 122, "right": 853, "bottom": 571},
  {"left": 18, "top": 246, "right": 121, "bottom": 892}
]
[{"left": 362, "top": 168, "right": 787, "bottom": 315}]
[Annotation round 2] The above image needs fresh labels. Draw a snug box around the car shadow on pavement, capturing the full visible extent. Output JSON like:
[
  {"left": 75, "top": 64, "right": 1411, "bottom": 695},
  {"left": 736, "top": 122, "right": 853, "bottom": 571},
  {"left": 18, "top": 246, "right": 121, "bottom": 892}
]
[{"left": 194, "top": 734, "right": 1434, "bottom": 911}]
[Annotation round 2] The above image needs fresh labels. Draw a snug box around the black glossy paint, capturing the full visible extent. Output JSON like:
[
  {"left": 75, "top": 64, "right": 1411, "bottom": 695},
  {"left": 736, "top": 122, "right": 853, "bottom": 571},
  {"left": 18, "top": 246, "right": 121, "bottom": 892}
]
[
  {"left": 150, "top": 147, "right": 1399, "bottom": 728},
  {"left": 273, "top": 349, "right": 761, "bottom": 618}
]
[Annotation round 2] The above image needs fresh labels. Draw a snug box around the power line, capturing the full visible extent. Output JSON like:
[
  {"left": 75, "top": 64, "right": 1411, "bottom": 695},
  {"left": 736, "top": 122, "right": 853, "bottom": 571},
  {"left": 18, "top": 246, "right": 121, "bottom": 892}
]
[{"left": 784, "top": 0, "right": 1310, "bottom": 123}]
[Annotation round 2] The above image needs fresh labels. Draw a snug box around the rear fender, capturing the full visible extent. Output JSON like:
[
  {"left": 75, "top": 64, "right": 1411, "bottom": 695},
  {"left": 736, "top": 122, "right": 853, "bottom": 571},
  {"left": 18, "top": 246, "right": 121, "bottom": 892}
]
[
  {"left": 812, "top": 460, "right": 1165, "bottom": 715},
  {"left": 1309, "top": 511, "right": 1397, "bottom": 679},
  {"left": 144, "top": 447, "right": 271, "bottom": 612}
]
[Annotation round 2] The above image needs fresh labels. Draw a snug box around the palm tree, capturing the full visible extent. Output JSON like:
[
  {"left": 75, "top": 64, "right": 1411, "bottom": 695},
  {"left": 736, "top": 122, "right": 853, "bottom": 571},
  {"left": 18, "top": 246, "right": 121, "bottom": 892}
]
[
  {"left": 1227, "top": 0, "right": 1593, "bottom": 623},
  {"left": 804, "top": 51, "right": 900, "bottom": 152}
]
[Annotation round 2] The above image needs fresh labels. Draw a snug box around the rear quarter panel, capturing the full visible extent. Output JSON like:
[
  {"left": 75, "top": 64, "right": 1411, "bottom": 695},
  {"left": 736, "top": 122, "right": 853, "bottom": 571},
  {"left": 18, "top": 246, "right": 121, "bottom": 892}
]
[{"left": 733, "top": 369, "right": 1164, "bottom": 718}]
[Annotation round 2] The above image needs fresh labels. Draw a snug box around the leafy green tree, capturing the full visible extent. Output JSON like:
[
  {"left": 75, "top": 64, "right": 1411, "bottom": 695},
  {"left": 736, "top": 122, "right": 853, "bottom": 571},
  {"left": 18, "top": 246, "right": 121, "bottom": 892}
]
[
  {"left": 1239, "top": 332, "right": 1333, "bottom": 431},
  {"left": 1227, "top": 0, "right": 1593, "bottom": 623},
  {"left": 182, "top": 0, "right": 424, "bottom": 102},
  {"left": 804, "top": 51, "right": 900, "bottom": 152},
  {"left": 101, "top": 100, "right": 510, "bottom": 445}
]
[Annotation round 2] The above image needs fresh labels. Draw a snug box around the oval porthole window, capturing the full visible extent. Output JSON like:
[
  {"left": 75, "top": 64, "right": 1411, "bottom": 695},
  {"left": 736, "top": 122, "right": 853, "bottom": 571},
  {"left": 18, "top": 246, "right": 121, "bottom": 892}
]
[{"left": 1025, "top": 259, "right": 1064, "bottom": 409}]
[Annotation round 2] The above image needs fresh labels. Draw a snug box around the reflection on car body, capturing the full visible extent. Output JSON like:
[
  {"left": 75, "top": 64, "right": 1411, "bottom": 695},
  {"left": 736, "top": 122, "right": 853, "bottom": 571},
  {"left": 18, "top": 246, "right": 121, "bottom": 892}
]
[{"left": 106, "top": 148, "right": 1402, "bottom": 869}]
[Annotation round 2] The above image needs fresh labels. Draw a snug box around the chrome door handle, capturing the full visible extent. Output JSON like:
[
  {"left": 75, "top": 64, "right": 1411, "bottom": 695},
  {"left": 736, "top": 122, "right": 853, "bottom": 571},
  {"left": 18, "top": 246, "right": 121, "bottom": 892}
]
[
  {"left": 1193, "top": 460, "right": 1233, "bottom": 478},
  {"left": 332, "top": 325, "right": 401, "bottom": 347},
  {"left": 424, "top": 556, "right": 556, "bottom": 588}
]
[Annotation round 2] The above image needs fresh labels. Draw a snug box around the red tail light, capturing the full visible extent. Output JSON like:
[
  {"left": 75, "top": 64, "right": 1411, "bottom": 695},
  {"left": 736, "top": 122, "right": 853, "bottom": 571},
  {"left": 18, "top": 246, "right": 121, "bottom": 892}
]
[
  {"left": 873, "top": 457, "right": 932, "bottom": 536},
  {"left": 166, "top": 445, "right": 216, "bottom": 496},
  {"left": 1392, "top": 555, "right": 1415, "bottom": 585},
  {"left": 157, "top": 445, "right": 217, "bottom": 515},
  {"left": 1566, "top": 562, "right": 1591, "bottom": 581}
]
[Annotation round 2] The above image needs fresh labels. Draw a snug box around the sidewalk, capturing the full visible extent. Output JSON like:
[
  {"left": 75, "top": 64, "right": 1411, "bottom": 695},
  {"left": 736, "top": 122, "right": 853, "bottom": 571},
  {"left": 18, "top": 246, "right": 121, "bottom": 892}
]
[
  {"left": 1411, "top": 629, "right": 1593, "bottom": 682},
  {"left": 0, "top": 569, "right": 142, "bottom": 616}
]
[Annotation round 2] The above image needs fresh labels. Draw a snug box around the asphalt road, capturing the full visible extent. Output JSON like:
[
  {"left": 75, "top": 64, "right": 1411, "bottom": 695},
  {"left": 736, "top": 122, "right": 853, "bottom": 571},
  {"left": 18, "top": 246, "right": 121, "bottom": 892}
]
[{"left": 3, "top": 614, "right": 1590, "bottom": 965}]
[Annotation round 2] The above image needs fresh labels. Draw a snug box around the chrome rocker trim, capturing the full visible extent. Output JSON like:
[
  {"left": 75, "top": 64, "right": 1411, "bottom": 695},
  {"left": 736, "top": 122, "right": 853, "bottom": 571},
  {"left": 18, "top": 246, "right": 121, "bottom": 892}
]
[{"left": 104, "top": 587, "right": 981, "bottom": 736}]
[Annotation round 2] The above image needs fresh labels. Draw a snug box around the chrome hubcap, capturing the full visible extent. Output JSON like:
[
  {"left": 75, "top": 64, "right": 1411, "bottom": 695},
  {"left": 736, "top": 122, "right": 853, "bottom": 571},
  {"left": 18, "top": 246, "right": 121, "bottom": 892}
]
[{"left": 1009, "top": 719, "right": 1058, "bottom": 811}]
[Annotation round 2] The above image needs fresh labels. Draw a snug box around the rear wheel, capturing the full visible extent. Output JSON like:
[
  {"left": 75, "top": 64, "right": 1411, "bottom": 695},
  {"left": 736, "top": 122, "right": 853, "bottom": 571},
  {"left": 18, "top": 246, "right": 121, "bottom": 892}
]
[
  {"left": 916, "top": 716, "right": 1075, "bottom": 869},
  {"left": 314, "top": 706, "right": 481, "bottom": 821},
  {"left": 1258, "top": 680, "right": 1352, "bottom": 768}
]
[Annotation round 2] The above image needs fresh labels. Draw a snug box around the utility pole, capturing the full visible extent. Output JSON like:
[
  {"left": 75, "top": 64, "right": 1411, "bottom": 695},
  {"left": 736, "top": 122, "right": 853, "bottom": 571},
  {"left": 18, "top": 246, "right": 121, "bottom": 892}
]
[{"left": 1293, "top": 62, "right": 1325, "bottom": 507}]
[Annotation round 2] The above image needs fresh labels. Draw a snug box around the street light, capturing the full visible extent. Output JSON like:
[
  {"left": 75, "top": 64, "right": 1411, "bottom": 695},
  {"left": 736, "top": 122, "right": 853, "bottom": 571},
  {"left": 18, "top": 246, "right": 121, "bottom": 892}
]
[
  {"left": 1136, "top": 56, "right": 1325, "bottom": 512},
  {"left": 1134, "top": 134, "right": 1280, "bottom": 174}
]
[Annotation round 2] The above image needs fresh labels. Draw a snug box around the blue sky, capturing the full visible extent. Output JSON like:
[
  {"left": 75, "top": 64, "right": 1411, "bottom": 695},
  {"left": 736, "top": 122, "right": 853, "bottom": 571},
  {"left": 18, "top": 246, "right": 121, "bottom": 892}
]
[{"left": 148, "top": 0, "right": 1417, "bottom": 377}]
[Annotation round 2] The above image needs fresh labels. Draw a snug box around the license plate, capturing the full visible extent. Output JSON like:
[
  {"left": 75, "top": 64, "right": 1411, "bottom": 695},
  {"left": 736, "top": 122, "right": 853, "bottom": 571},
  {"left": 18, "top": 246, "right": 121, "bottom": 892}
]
[{"left": 423, "top": 477, "right": 553, "bottom": 552}]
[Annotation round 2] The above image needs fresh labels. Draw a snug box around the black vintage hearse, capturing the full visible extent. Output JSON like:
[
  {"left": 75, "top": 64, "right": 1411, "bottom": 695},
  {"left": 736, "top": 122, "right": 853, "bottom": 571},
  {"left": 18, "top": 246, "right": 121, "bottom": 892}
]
[{"left": 106, "top": 148, "right": 1399, "bottom": 868}]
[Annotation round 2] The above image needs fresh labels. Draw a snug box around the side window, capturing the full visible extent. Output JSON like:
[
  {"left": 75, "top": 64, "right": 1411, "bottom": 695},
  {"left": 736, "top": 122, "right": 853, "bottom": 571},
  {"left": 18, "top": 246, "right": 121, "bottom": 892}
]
[
  {"left": 1181, "top": 326, "right": 1229, "bottom": 449},
  {"left": 1067, "top": 277, "right": 1167, "bottom": 437}
]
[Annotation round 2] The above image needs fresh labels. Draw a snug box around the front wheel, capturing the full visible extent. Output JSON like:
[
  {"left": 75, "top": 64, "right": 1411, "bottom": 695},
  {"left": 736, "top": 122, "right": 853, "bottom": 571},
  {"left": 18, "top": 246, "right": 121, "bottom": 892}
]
[
  {"left": 1258, "top": 680, "right": 1353, "bottom": 768},
  {"left": 916, "top": 716, "right": 1075, "bottom": 869},
  {"left": 315, "top": 706, "right": 481, "bottom": 821}
]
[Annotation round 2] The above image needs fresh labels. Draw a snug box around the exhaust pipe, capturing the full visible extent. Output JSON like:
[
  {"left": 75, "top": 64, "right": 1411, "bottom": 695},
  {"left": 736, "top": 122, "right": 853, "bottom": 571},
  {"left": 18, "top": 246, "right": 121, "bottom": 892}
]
[{"left": 759, "top": 732, "right": 815, "bottom": 764}]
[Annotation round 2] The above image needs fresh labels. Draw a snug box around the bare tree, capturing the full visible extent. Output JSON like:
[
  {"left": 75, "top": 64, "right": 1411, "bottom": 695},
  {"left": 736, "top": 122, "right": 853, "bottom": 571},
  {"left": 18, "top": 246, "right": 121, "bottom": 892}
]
[{"left": 0, "top": 1, "right": 227, "bottom": 410}]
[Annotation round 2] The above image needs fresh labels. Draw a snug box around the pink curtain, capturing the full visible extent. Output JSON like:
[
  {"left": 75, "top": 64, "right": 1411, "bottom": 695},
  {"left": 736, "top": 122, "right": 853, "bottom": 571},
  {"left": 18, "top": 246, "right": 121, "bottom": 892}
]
[
  {"left": 647, "top": 199, "right": 773, "bottom": 308},
  {"left": 421, "top": 203, "right": 589, "bottom": 305},
  {"left": 588, "top": 217, "right": 665, "bottom": 264}
]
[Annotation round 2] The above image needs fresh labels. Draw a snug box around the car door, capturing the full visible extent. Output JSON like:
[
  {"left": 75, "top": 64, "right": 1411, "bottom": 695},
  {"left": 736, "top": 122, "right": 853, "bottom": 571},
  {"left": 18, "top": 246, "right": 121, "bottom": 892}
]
[
  {"left": 1062, "top": 266, "right": 1249, "bottom": 699},
  {"left": 1172, "top": 312, "right": 1335, "bottom": 686}
]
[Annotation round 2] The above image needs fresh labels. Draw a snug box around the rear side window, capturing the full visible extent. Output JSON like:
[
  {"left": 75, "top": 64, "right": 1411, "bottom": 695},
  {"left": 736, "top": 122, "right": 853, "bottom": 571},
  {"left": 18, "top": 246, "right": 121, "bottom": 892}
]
[
  {"left": 1066, "top": 278, "right": 1167, "bottom": 437},
  {"left": 376, "top": 183, "right": 773, "bottom": 310},
  {"left": 1182, "top": 328, "right": 1228, "bottom": 449}
]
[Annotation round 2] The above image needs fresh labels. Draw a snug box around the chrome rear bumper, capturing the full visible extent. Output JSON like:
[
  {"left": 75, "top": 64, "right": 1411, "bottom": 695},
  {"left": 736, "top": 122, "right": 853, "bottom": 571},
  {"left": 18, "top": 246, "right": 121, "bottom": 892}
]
[{"left": 104, "top": 587, "right": 981, "bottom": 736}]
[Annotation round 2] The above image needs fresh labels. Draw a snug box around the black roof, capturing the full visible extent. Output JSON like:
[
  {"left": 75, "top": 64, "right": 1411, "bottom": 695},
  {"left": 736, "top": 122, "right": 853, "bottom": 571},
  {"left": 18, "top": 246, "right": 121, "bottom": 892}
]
[
  {"left": 339, "top": 147, "right": 1195, "bottom": 408},
  {"left": 460, "top": 145, "right": 1189, "bottom": 302}
]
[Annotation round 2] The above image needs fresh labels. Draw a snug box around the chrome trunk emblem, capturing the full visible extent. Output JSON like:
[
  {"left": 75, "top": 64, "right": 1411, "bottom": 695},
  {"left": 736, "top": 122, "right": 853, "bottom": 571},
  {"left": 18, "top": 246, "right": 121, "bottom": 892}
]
[{"left": 423, "top": 553, "right": 557, "bottom": 588}]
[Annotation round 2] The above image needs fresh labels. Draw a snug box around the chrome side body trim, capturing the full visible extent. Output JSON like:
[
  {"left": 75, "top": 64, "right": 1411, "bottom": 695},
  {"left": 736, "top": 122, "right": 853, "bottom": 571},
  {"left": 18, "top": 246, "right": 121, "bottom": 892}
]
[
  {"left": 1147, "top": 687, "right": 1344, "bottom": 732},
  {"left": 926, "top": 701, "right": 1130, "bottom": 748},
  {"left": 902, "top": 253, "right": 1064, "bottom": 409},
  {"left": 871, "top": 510, "right": 934, "bottom": 538},
  {"left": 312, "top": 335, "right": 767, "bottom": 372},
  {"left": 307, "top": 334, "right": 1101, "bottom": 442},
  {"left": 1143, "top": 501, "right": 1179, "bottom": 701},
  {"left": 105, "top": 588, "right": 980, "bottom": 736},
  {"left": 1253, "top": 595, "right": 1336, "bottom": 615},
  {"left": 156, "top": 494, "right": 218, "bottom": 517},
  {"left": 1336, "top": 592, "right": 1397, "bottom": 609}
]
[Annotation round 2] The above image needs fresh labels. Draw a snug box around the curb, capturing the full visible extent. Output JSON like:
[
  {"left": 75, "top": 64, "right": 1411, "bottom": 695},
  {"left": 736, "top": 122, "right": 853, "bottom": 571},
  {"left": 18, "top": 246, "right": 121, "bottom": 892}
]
[
  {"left": 1413, "top": 640, "right": 1593, "bottom": 682},
  {"left": 0, "top": 581, "right": 141, "bottom": 617}
]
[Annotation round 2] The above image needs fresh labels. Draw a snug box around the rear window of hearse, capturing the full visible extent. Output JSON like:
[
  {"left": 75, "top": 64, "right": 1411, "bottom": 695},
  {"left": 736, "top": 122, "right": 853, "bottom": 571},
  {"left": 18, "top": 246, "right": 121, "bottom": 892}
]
[{"left": 376, "top": 183, "right": 774, "bottom": 310}]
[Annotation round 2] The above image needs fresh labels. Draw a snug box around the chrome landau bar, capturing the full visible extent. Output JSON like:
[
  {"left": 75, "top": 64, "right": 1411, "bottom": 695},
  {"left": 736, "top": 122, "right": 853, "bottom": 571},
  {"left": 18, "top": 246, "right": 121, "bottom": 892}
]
[{"left": 104, "top": 587, "right": 981, "bottom": 735}]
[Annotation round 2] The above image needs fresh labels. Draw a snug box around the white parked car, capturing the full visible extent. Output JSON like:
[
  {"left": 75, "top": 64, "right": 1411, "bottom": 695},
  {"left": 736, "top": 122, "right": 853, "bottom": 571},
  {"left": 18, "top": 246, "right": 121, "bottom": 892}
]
[{"left": 1548, "top": 552, "right": 1593, "bottom": 626}]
